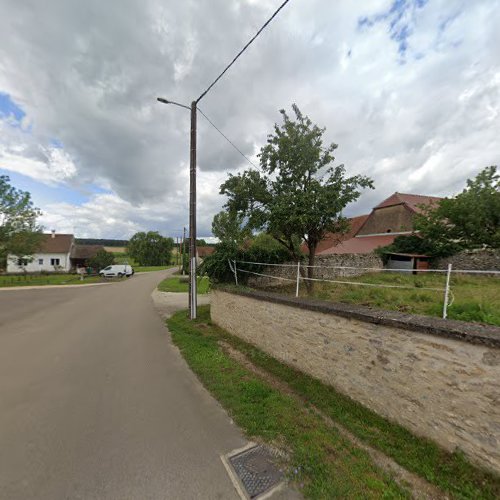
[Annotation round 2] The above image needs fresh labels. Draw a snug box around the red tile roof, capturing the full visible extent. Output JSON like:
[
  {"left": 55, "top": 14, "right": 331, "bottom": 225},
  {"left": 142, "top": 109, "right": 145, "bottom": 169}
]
[
  {"left": 306, "top": 192, "right": 442, "bottom": 255},
  {"left": 318, "top": 234, "right": 397, "bottom": 255},
  {"left": 302, "top": 215, "right": 369, "bottom": 254},
  {"left": 375, "top": 192, "right": 442, "bottom": 214},
  {"left": 70, "top": 244, "right": 104, "bottom": 259},
  {"left": 38, "top": 233, "right": 74, "bottom": 253}
]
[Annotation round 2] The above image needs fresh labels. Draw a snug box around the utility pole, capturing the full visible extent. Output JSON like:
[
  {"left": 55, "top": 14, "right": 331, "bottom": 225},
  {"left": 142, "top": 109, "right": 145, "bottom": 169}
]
[
  {"left": 157, "top": 0, "right": 290, "bottom": 321},
  {"left": 189, "top": 101, "right": 197, "bottom": 319},
  {"left": 182, "top": 226, "right": 186, "bottom": 275}
]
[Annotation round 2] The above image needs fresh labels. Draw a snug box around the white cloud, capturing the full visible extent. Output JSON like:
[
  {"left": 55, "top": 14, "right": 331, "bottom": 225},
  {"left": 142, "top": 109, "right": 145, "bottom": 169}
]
[{"left": 0, "top": 0, "right": 499, "bottom": 237}]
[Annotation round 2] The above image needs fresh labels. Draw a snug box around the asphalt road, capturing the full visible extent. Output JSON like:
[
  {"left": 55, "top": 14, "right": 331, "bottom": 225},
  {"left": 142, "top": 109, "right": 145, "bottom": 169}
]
[{"left": 0, "top": 271, "right": 246, "bottom": 499}]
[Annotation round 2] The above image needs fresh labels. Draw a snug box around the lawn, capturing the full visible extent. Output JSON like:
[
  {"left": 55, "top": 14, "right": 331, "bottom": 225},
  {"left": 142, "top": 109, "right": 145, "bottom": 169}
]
[
  {"left": 158, "top": 275, "right": 210, "bottom": 294},
  {"left": 0, "top": 274, "right": 105, "bottom": 287},
  {"left": 285, "top": 272, "right": 500, "bottom": 326},
  {"left": 168, "top": 306, "right": 500, "bottom": 499},
  {"left": 135, "top": 265, "right": 175, "bottom": 272},
  {"left": 113, "top": 252, "right": 138, "bottom": 266},
  {"left": 113, "top": 252, "right": 177, "bottom": 272}
]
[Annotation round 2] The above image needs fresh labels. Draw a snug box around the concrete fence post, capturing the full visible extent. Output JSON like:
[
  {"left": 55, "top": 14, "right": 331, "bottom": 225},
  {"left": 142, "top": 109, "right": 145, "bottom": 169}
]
[
  {"left": 442, "top": 263, "right": 452, "bottom": 319},
  {"left": 295, "top": 261, "right": 301, "bottom": 297}
]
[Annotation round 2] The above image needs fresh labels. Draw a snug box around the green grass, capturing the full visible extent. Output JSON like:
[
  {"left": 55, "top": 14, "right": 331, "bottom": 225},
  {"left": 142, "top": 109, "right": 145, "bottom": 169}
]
[
  {"left": 113, "top": 252, "right": 177, "bottom": 272},
  {"left": 294, "top": 272, "right": 500, "bottom": 326},
  {"left": 112, "top": 252, "right": 138, "bottom": 266},
  {"left": 158, "top": 276, "right": 210, "bottom": 294},
  {"left": 168, "top": 306, "right": 407, "bottom": 499},
  {"left": 168, "top": 306, "right": 500, "bottom": 499},
  {"left": 134, "top": 265, "right": 174, "bottom": 272},
  {"left": 0, "top": 274, "right": 104, "bottom": 287}
]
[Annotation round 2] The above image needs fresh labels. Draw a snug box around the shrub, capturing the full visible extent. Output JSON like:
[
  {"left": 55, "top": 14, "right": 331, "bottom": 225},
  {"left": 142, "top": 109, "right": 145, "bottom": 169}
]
[{"left": 199, "top": 240, "right": 290, "bottom": 284}]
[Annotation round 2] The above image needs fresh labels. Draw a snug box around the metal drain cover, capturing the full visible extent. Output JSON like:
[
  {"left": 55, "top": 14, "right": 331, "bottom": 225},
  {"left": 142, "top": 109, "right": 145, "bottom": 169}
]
[{"left": 228, "top": 445, "right": 283, "bottom": 499}]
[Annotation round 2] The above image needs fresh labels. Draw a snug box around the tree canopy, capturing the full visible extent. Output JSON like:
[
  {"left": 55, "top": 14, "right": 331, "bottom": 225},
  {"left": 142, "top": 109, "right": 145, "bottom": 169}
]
[
  {"left": 88, "top": 249, "right": 115, "bottom": 271},
  {"left": 127, "top": 231, "right": 174, "bottom": 266},
  {"left": 414, "top": 166, "right": 500, "bottom": 256},
  {"left": 211, "top": 210, "right": 251, "bottom": 246},
  {"left": 220, "top": 104, "right": 373, "bottom": 280},
  {"left": 0, "top": 175, "right": 42, "bottom": 267}
]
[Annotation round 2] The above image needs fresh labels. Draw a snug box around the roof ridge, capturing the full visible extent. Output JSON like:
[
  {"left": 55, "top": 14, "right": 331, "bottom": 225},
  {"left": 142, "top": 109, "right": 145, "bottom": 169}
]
[{"left": 394, "top": 192, "right": 442, "bottom": 199}]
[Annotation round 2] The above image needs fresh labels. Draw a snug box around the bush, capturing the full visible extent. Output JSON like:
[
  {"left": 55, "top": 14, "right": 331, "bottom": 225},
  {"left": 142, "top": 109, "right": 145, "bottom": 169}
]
[
  {"left": 199, "top": 240, "right": 290, "bottom": 284},
  {"left": 88, "top": 249, "right": 115, "bottom": 271}
]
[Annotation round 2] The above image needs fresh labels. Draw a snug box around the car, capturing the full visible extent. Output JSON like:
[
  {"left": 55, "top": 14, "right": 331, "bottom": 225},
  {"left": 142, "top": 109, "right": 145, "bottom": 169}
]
[{"left": 99, "top": 264, "right": 134, "bottom": 278}]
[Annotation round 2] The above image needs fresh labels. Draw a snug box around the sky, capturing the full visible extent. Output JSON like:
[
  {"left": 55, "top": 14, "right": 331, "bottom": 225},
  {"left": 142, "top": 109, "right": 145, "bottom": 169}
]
[{"left": 0, "top": 0, "right": 499, "bottom": 240}]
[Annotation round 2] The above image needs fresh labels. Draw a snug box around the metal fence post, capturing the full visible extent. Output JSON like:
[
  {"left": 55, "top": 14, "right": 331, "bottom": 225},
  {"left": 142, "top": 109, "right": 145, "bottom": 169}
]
[
  {"left": 295, "top": 261, "right": 301, "bottom": 297},
  {"left": 442, "top": 263, "right": 452, "bottom": 319}
]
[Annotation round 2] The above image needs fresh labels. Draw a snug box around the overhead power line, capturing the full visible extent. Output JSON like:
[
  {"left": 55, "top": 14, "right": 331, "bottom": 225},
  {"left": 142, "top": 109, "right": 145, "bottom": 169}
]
[
  {"left": 196, "top": 0, "right": 291, "bottom": 103},
  {"left": 197, "top": 107, "right": 259, "bottom": 169}
]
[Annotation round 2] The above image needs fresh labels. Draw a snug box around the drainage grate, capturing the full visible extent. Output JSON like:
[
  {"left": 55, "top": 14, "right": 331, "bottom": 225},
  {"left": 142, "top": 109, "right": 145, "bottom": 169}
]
[{"left": 228, "top": 445, "right": 283, "bottom": 499}]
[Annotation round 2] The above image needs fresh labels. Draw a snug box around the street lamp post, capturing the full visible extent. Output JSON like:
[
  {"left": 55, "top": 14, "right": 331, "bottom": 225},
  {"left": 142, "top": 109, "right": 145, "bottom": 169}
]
[
  {"left": 156, "top": 0, "right": 289, "bottom": 321},
  {"left": 157, "top": 97, "right": 198, "bottom": 319}
]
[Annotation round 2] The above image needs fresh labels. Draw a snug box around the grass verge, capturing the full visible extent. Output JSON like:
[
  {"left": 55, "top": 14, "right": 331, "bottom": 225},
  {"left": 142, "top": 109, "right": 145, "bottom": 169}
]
[
  {"left": 168, "top": 306, "right": 407, "bottom": 498},
  {"left": 167, "top": 306, "right": 500, "bottom": 500},
  {"left": 158, "top": 275, "right": 210, "bottom": 293},
  {"left": 0, "top": 274, "right": 104, "bottom": 287}
]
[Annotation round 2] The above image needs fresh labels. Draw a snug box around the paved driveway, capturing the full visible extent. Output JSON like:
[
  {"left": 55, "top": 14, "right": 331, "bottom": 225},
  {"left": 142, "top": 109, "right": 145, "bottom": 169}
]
[{"left": 0, "top": 270, "right": 246, "bottom": 499}]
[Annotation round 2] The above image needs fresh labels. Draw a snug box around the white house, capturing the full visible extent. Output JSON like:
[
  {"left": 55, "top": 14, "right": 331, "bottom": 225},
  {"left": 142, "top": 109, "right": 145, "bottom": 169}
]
[{"left": 7, "top": 232, "right": 75, "bottom": 273}]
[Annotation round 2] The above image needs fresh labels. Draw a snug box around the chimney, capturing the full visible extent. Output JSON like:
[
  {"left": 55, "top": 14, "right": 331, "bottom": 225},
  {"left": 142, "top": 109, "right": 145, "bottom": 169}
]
[{"left": 51, "top": 230, "right": 56, "bottom": 239}]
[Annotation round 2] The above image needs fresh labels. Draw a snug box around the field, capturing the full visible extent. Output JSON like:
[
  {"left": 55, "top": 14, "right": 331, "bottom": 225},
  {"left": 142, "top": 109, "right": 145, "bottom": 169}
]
[
  {"left": 0, "top": 274, "right": 105, "bottom": 287},
  {"left": 103, "top": 246, "right": 127, "bottom": 253},
  {"left": 112, "top": 251, "right": 176, "bottom": 272},
  {"left": 269, "top": 271, "right": 500, "bottom": 326}
]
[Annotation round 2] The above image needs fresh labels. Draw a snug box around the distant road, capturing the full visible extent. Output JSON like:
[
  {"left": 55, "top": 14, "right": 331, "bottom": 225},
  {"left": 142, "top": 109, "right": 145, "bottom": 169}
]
[{"left": 0, "top": 270, "right": 244, "bottom": 499}]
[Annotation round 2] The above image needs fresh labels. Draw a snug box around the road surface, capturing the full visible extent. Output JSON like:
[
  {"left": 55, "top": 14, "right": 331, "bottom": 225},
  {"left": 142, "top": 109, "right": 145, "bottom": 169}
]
[{"left": 0, "top": 271, "right": 247, "bottom": 499}]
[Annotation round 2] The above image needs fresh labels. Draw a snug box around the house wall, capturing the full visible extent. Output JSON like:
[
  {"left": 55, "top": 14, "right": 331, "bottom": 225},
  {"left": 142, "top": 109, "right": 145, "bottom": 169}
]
[
  {"left": 356, "top": 205, "right": 415, "bottom": 235},
  {"left": 211, "top": 288, "right": 500, "bottom": 473},
  {"left": 7, "top": 252, "right": 71, "bottom": 273}
]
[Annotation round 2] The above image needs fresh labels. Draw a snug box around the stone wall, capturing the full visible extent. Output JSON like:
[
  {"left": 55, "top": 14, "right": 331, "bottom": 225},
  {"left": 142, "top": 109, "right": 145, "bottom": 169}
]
[
  {"left": 435, "top": 249, "right": 500, "bottom": 271},
  {"left": 211, "top": 288, "right": 500, "bottom": 473},
  {"left": 246, "top": 253, "right": 384, "bottom": 288}
]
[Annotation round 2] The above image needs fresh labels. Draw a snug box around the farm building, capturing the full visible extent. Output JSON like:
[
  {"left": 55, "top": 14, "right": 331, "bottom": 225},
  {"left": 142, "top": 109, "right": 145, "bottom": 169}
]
[{"left": 316, "top": 192, "right": 441, "bottom": 256}]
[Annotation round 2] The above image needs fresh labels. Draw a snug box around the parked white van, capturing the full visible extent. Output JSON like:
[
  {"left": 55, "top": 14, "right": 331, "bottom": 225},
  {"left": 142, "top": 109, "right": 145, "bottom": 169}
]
[{"left": 99, "top": 264, "right": 134, "bottom": 278}]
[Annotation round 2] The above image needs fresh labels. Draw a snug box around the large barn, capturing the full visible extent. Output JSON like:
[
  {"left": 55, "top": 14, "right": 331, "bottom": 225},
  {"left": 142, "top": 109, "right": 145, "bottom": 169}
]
[{"left": 316, "top": 192, "right": 441, "bottom": 256}]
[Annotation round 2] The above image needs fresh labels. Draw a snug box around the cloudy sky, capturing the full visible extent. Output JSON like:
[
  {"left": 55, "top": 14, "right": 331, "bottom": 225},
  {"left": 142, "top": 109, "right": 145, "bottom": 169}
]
[{"left": 0, "top": 0, "right": 499, "bottom": 240}]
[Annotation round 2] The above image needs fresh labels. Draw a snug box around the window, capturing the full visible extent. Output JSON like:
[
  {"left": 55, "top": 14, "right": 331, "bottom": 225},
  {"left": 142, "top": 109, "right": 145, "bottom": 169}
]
[
  {"left": 38, "top": 258, "right": 44, "bottom": 265},
  {"left": 17, "top": 258, "right": 29, "bottom": 266},
  {"left": 51, "top": 258, "right": 60, "bottom": 266}
]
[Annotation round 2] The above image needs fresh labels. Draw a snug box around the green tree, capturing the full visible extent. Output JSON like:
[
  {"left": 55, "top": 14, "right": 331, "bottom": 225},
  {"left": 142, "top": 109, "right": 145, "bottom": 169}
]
[
  {"left": 220, "top": 104, "right": 373, "bottom": 284},
  {"left": 0, "top": 175, "right": 42, "bottom": 268},
  {"left": 127, "top": 231, "right": 174, "bottom": 266},
  {"left": 415, "top": 166, "right": 500, "bottom": 256},
  {"left": 211, "top": 210, "right": 250, "bottom": 245},
  {"left": 375, "top": 234, "right": 438, "bottom": 263},
  {"left": 88, "top": 249, "right": 115, "bottom": 271}
]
